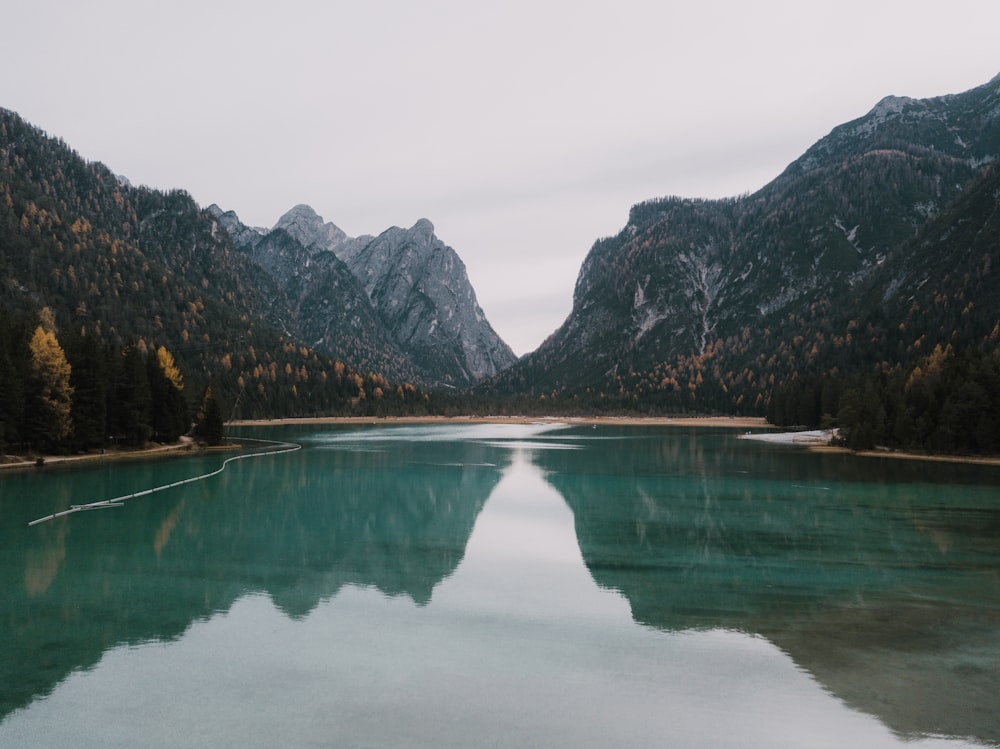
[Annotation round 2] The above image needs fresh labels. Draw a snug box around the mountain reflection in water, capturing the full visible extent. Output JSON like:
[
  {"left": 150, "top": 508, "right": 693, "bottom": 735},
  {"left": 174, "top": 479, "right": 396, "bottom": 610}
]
[
  {"left": 1, "top": 426, "right": 508, "bottom": 719},
  {"left": 1, "top": 423, "right": 998, "bottom": 748},
  {"left": 533, "top": 427, "right": 1000, "bottom": 745}
]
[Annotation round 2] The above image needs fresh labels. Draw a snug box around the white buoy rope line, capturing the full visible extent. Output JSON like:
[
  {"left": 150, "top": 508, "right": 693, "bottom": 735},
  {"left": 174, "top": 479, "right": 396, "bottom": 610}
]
[{"left": 27, "top": 437, "right": 301, "bottom": 527}]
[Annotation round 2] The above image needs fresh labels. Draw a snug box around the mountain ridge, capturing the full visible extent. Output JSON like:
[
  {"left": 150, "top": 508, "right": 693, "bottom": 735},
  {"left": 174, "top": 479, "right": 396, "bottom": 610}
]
[
  {"left": 0, "top": 108, "right": 445, "bottom": 428},
  {"left": 483, "top": 73, "right": 1000, "bottom": 413},
  {"left": 211, "top": 205, "right": 517, "bottom": 388},
  {"left": 208, "top": 204, "right": 516, "bottom": 389},
  {"left": 3, "top": 72, "right": 1000, "bottom": 423}
]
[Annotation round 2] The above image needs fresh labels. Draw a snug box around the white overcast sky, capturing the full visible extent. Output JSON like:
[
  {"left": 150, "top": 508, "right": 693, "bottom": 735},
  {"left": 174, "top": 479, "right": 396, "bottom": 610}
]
[{"left": 3, "top": 1, "right": 999, "bottom": 355}]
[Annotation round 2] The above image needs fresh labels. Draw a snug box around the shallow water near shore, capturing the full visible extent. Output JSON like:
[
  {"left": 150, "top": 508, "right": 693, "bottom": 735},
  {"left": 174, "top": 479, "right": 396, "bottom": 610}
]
[{"left": 1, "top": 423, "right": 998, "bottom": 747}]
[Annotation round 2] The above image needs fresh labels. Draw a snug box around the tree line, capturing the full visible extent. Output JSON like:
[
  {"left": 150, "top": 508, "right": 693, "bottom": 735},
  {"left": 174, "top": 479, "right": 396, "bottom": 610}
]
[
  {"left": 767, "top": 345, "right": 1000, "bottom": 455},
  {"left": 0, "top": 307, "right": 205, "bottom": 453},
  {"left": 0, "top": 306, "right": 453, "bottom": 456}
]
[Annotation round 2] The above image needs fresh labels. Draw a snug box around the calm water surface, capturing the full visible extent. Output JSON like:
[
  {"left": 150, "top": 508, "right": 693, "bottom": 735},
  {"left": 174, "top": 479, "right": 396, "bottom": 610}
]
[{"left": 1, "top": 423, "right": 998, "bottom": 748}]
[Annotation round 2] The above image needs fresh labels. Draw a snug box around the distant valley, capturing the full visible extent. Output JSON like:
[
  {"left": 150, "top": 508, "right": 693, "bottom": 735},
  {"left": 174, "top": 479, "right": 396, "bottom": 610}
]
[{"left": 2, "top": 73, "right": 999, "bottom": 452}]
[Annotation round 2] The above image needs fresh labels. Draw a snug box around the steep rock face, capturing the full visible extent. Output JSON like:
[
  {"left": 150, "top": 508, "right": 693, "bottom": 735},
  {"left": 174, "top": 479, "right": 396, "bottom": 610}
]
[
  {"left": 212, "top": 206, "right": 516, "bottom": 388},
  {"left": 208, "top": 205, "right": 423, "bottom": 384},
  {"left": 344, "top": 219, "right": 517, "bottom": 386},
  {"left": 487, "top": 74, "right": 1000, "bottom": 403},
  {"left": 272, "top": 203, "right": 350, "bottom": 255},
  {"left": 210, "top": 205, "right": 268, "bottom": 250}
]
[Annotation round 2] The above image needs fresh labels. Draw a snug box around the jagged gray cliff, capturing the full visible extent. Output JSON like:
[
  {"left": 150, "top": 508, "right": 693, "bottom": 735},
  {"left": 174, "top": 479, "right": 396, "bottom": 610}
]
[
  {"left": 344, "top": 218, "right": 516, "bottom": 385},
  {"left": 210, "top": 204, "right": 516, "bottom": 388}
]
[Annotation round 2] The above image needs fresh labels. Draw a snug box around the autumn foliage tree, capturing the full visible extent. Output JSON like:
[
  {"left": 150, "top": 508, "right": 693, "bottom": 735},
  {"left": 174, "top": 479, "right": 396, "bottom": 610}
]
[
  {"left": 26, "top": 319, "right": 74, "bottom": 451},
  {"left": 148, "top": 346, "right": 187, "bottom": 442}
]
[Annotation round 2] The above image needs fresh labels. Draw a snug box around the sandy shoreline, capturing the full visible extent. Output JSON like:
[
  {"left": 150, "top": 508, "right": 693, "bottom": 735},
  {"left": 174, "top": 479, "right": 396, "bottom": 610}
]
[
  {"left": 808, "top": 443, "right": 1000, "bottom": 466},
  {"left": 0, "top": 416, "right": 766, "bottom": 473},
  {"left": 227, "top": 414, "right": 770, "bottom": 429},
  {"left": 0, "top": 437, "right": 203, "bottom": 473},
  {"left": 228, "top": 415, "right": 997, "bottom": 464},
  {"left": 5, "top": 415, "right": 998, "bottom": 470}
]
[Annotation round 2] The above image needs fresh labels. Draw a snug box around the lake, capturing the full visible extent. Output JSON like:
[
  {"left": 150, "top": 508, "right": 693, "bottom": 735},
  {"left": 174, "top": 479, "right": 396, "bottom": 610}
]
[{"left": 1, "top": 422, "right": 998, "bottom": 748}]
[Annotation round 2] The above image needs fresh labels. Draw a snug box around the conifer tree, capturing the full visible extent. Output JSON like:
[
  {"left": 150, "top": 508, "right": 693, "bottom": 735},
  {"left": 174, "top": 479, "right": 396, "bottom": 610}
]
[
  {"left": 195, "top": 385, "right": 225, "bottom": 446},
  {"left": 0, "top": 311, "right": 30, "bottom": 452},
  {"left": 64, "top": 327, "right": 108, "bottom": 449},
  {"left": 108, "top": 344, "right": 153, "bottom": 446}
]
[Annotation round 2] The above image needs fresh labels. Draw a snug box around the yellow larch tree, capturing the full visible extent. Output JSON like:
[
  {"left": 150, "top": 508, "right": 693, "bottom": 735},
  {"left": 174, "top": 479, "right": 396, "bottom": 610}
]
[{"left": 28, "top": 324, "right": 74, "bottom": 449}]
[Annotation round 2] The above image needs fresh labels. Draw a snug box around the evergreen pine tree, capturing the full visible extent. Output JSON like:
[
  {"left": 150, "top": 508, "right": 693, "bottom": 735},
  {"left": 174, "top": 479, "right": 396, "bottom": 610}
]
[
  {"left": 0, "top": 313, "right": 29, "bottom": 452},
  {"left": 108, "top": 344, "right": 153, "bottom": 446},
  {"left": 64, "top": 328, "right": 109, "bottom": 450},
  {"left": 195, "top": 386, "right": 225, "bottom": 446}
]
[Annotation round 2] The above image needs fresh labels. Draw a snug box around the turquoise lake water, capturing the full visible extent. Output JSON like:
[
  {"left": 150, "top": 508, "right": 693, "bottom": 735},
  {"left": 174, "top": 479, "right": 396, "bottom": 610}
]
[{"left": 1, "top": 422, "right": 998, "bottom": 747}]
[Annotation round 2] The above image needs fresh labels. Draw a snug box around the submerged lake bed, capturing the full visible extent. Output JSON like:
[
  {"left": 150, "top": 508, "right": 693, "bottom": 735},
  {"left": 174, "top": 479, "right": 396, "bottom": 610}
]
[{"left": 1, "top": 423, "right": 998, "bottom": 748}]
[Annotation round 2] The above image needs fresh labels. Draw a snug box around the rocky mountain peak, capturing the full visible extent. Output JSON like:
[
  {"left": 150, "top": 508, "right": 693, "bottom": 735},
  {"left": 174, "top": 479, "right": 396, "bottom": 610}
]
[
  {"left": 867, "top": 95, "right": 917, "bottom": 122},
  {"left": 411, "top": 218, "right": 435, "bottom": 239},
  {"left": 342, "top": 221, "right": 517, "bottom": 384},
  {"left": 273, "top": 204, "right": 348, "bottom": 254},
  {"left": 212, "top": 202, "right": 516, "bottom": 388},
  {"left": 207, "top": 203, "right": 267, "bottom": 247}
]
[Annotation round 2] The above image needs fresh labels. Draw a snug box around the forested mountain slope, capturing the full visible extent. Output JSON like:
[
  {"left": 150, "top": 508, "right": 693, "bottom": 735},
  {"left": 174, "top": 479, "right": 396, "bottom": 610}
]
[
  {"left": 485, "top": 74, "right": 1000, "bottom": 416},
  {"left": 0, "top": 108, "right": 430, "bottom": 450}
]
